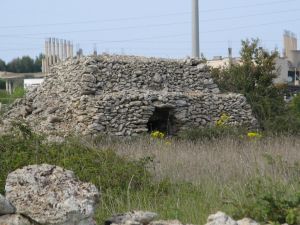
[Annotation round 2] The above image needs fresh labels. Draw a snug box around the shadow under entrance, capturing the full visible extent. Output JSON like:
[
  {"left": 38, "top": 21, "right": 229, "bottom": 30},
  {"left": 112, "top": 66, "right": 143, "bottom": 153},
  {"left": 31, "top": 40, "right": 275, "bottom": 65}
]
[{"left": 147, "top": 107, "right": 177, "bottom": 135}]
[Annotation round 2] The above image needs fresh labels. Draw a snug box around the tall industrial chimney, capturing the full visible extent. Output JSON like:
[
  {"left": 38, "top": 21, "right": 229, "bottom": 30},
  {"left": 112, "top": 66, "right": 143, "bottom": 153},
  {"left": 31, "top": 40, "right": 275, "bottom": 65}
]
[{"left": 192, "top": 0, "right": 200, "bottom": 58}]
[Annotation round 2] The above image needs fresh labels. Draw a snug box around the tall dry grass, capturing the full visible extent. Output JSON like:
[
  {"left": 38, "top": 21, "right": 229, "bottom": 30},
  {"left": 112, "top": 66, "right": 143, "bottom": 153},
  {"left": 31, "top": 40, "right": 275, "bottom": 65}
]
[
  {"left": 91, "top": 135, "right": 300, "bottom": 185},
  {"left": 88, "top": 135, "right": 300, "bottom": 224}
]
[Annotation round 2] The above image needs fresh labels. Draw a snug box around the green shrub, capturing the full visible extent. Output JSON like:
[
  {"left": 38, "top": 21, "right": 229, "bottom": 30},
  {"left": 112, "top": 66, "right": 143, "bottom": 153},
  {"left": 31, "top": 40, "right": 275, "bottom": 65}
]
[
  {"left": 0, "top": 87, "right": 25, "bottom": 105},
  {"left": 227, "top": 153, "right": 300, "bottom": 224},
  {"left": 211, "top": 39, "right": 292, "bottom": 134},
  {"left": 0, "top": 131, "right": 152, "bottom": 194},
  {"left": 11, "top": 87, "right": 26, "bottom": 99},
  {"left": 177, "top": 126, "right": 246, "bottom": 141},
  {"left": 0, "top": 79, "right": 5, "bottom": 89},
  {"left": 229, "top": 177, "right": 300, "bottom": 224}
]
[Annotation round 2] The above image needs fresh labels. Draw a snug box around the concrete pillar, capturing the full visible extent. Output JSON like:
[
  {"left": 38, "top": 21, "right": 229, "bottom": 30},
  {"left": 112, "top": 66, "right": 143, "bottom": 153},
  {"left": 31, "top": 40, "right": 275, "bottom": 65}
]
[
  {"left": 71, "top": 43, "right": 74, "bottom": 58},
  {"left": 7, "top": 80, "right": 12, "bottom": 95},
  {"left": 42, "top": 58, "right": 45, "bottom": 73},
  {"left": 192, "top": 0, "right": 200, "bottom": 58},
  {"left": 56, "top": 38, "right": 60, "bottom": 62},
  {"left": 52, "top": 38, "right": 56, "bottom": 64},
  {"left": 66, "top": 41, "right": 69, "bottom": 58},
  {"left": 64, "top": 40, "right": 67, "bottom": 59},
  {"left": 10, "top": 81, "right": 13, "bottom": 95},
  {"left": 67, "top": 41, "right": 71, "bottom": 58},
  {"left": 5, "top": 80, "right": 9, "bottom": 93},
  {"left": 44, "top": 39, "right": 48, "bottom": 73},
  {"left": 49, "top": 38, "right": 53, "bottom": 66},
  {"left": 60, "top": 39, "right": 64, "bottom": 60}
]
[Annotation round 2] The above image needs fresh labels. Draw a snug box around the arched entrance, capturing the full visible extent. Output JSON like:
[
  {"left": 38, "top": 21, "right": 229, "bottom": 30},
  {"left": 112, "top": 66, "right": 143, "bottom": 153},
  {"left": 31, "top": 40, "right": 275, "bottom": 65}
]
[{"left": 147, "top": 107, "right": 177, "bottom": 135}]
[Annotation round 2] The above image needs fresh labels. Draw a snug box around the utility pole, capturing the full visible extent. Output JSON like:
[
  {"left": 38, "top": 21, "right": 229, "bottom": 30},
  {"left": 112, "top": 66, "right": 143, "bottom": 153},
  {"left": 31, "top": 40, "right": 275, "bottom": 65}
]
[{"left": 192, "top": 0, "right": 200, "bottom": 58}]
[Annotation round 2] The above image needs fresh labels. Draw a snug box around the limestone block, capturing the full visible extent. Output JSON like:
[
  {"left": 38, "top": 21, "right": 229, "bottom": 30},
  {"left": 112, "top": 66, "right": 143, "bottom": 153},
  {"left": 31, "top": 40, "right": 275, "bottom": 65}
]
[
  {"left": 0, "top": 214, "right": 33, "bottom": 225},
  {"left": 5, "top": 164, "right": 99, "bottom": 225},
  {"left": 205, "top": 212, "right": 238, "bottom": 225},
  {"left": 0, "top": 194, "right": 15, "bottom": 215},
  {"left": 237, "top": 218, "right": 260, "bottom": 225},
  {"left": 105, "top": 211, "right": 157, "bottom": 225}
]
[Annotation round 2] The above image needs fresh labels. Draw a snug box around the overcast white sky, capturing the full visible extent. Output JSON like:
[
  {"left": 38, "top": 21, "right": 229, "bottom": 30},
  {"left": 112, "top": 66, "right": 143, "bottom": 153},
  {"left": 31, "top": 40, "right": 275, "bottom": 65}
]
[{"left": 0, "top": 0, "right": 299, "bottom": 62}]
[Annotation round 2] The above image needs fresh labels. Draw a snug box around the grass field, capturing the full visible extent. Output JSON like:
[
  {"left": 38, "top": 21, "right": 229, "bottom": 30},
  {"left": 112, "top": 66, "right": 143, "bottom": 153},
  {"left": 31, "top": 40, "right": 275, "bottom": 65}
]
[{"left": 1, "top": 131, "right": 300, "bottom": 225}]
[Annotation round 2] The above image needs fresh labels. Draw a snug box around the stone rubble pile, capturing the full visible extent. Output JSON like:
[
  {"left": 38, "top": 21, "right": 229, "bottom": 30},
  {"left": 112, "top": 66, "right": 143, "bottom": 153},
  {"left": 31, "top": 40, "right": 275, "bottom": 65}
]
[
  {"left": 105, "top": 211, "right": 287, "bottom": 225},
  {"left": 105, "top": 211, "right": 158, "bottom": 225},
  {"left": 0, "top": 164, "right": 99, "bottom": 225},
  {"left": 205, "top": 212, "right": 259, "bottom": 225},
  {"left": 2, "top": 54, "right": 257, "bottom": 136}
]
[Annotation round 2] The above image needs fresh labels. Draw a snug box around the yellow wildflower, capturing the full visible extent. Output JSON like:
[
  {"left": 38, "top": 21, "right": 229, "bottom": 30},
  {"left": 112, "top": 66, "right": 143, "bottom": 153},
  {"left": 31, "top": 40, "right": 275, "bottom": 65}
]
[
  {"left": 151, "top": 131, "right": 165, "bottom": 139},
  {"left": 247, "top": 132, "right": 262, "bottom": 138},
  {"left": 216, "top": 113, "right": 230, "bottom": 127}
]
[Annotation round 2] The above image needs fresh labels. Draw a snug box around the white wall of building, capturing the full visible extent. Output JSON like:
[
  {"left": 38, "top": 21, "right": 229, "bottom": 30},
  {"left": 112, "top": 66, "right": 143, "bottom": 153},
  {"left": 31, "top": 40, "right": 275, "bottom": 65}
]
[
  {"left": 274, "top": 58, "right": 290, "bottom": 84},
  {"left": 24, "top": 79, "right": 44, "bottom": 90}
]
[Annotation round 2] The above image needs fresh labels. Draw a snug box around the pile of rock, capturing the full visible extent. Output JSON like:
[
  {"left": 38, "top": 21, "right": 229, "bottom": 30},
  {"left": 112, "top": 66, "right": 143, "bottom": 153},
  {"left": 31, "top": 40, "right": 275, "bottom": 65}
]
[
  {"left": 104, "top": 211, "right": 262, "bottom": 225},
  {"left": 105, "top": 210, "right": 291, "bottom": 225},
  {"left": 105, "top": 211, "right": 193, "bottom": 225},
  {"left": 0, "top": 164, "right": 99, "bottom": 225},
  {"left": 205, "top": 212, "right": 259, "bottom": 225},
  {"left": 2, "top": 54, "right": 257, "bottom": 136}
]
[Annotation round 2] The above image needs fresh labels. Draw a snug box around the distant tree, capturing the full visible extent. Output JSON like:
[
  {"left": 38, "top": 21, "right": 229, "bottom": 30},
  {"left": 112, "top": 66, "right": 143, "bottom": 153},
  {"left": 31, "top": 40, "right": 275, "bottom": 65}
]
[
  {"left": 6, "top": 55, "right": 42, "bottom": 73},
  {"left": 211, "top": 39, "right": 288, "bottom": 131},
  {"left": 33, "top": 54, "right": 43, "bottom": 72},
  {"left": 0, "top": 79, "right": 5, "bottom": 89},
  {"left": 0, "top": 59, "right": 6, "bottom": 71}
]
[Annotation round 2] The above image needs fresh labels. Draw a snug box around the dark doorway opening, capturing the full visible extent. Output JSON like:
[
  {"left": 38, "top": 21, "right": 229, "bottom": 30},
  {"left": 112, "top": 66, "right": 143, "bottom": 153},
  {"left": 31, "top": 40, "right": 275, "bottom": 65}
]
[{"left": 147, "top": 107, "right": 177, "bottom": 135}]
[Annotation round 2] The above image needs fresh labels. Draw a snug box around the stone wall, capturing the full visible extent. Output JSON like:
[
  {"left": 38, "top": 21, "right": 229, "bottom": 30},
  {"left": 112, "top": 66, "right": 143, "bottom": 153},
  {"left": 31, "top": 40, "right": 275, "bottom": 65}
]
[{"left": 2, "top": 54, "right": 257, "bottom": 136}]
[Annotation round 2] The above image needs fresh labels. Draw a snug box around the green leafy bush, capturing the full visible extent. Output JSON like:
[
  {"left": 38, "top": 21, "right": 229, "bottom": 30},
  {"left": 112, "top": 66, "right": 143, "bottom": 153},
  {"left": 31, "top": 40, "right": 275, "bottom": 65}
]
[
  {"left": 0, "top": 130, "right": 152, "bottom": 194},
  {"left": 228, "top": 153, "right": 300, "bottom": 224},
  {"left": 0, "top": 87, "right": 26, "bottom": 105},
  {"left": 229, "top": 177, "right": 300, "bottom": 224},
  {"left": 0, "top": 79, "right": 5, "bottom": 89},
  {"left": 211, "top": 39, "right": 298, "bottom": 134},
  {"left": 178, "top": 126, "right": 246, "bottom": 141}
]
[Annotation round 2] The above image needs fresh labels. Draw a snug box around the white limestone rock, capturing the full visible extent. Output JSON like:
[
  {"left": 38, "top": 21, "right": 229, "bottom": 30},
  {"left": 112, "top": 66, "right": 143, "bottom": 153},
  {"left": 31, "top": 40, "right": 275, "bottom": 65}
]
[
  {"left": 149, "top": 220, "right": 184, "bottom": 225},
  {"left": 105, "top": 211, "right": 158, "bottom": 225},
  {"left": 237, "top": 218, "right": 260, "bottom": 225},
  {"left": 205, "top": 212, "right": 238, "bottom": 225},
  {"left": 0, "top": 194, "right": 15, "bottom": 215},
  {"left": 0, "top": 214, "right": 34, "bottom": 225},
  {"left": 5, "top": 164, "right": 99, "bottom": 225}
]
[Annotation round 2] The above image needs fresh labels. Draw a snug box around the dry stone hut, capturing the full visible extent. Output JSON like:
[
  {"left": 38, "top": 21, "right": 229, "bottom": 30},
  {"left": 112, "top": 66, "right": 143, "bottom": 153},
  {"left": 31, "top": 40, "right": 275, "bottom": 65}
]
[{"left": 3, "top": 54, "right": 257, "bottom": 136}]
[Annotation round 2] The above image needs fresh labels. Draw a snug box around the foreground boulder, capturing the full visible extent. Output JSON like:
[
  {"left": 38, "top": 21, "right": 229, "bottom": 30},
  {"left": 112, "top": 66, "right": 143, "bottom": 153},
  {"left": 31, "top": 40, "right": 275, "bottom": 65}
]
[
  {"left": 105, "top": 211, "right": 158, "bottom": 225},
  {"left": 149, "top": 220, "right": 185, "bottom": 225},
  {"left": 0, "top": 214, "right": 33, "bottom": 225},
  {"left": 237, "top": 218, "right": 260, "bottom": 225},
  {"left": 0, "top": 194, "right": 15, "bottom": 215},
  {"left": 5, "top": 164, "right": 99, "bottom": 225},
  {"left": 205, "top": 212, "right": 238, "bottom": 225},
  {"left": 205, "top": 212, "right": 261, "bottom": 225}
]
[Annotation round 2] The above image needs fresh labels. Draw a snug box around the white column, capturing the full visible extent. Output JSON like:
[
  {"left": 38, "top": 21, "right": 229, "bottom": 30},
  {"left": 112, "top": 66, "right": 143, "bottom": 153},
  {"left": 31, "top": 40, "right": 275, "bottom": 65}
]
[
  {"left": 60, "top": 39, "right": 64, "bottom": 60},
  {"left": 49, "top": 38, "right": 53, "bottom": 66},
  {"left": 8, "top": 81, "right": 12, "bottom": 95},
  {"left": 56, "top": 38, "right": 60, "bottom": 62},
  {"left": 67, "top": 41, "right": 71, "bottom": 58},
  {"left": 45, "top": 39, "right": 49, "bottom": 73},
  {"left": 52, "top": 38, "right": 56, "bottom": 63},
  {"left": 64, "top": 40, "right": 67, "bottom": 59},
  {"left": 71, "top": 43, "right": 74, "bottom": 58},
  {"left": 5, "top": 80, "right": 9, "bottom": 93},
  {"left": 192, "top": 0, "right": 200, "bottom": 58}
]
